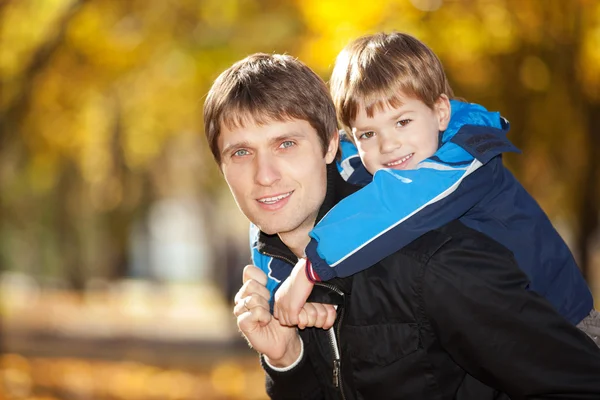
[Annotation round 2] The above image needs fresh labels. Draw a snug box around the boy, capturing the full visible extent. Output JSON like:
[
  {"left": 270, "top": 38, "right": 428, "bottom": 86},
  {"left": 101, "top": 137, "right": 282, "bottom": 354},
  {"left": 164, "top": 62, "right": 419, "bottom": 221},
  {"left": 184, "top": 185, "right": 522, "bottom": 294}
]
[{"left": 266, "top": 32, "right": 599, "bottom": 344}]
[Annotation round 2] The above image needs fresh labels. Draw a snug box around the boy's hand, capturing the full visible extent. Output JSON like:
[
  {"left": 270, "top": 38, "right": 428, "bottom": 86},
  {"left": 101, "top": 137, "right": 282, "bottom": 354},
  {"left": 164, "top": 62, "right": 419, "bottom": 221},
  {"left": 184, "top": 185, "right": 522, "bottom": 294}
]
[
  {"left": 274, "top": 258, "right": 314, "bottom": 326},
  {"left": 274, "top": 258, "right": 337, "bottom": 329},
  {"left": 297, "top": 302, "right": 337, "bottom": 330}
]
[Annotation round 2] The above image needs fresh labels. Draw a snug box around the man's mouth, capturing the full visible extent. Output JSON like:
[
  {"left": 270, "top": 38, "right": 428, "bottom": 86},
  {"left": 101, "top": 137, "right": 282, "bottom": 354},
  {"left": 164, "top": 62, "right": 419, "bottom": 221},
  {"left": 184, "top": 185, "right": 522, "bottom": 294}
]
[
  {"left": 257, "top": 191, "right": 293, "bottom": 205},
  {"left": 385, "top": 153, "right": 414, "bottom": 168}
]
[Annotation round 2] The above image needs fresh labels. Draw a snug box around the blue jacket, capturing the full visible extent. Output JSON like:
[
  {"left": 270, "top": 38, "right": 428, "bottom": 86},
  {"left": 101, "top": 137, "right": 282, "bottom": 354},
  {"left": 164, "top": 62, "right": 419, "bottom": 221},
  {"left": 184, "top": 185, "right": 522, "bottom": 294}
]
[{"left": 251, "top": 100, "right": 592, "bottom": 325}]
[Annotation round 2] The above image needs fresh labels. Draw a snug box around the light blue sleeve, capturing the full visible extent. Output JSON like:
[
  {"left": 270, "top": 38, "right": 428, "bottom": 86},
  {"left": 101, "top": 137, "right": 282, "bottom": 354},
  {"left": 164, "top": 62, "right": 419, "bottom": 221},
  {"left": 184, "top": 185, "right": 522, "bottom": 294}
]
[
  {"left": 249, "top": 223, "right": 280, "bottom": 297},
  {"left": 307, "top": 142, "right": 485, "bottom": 280}
]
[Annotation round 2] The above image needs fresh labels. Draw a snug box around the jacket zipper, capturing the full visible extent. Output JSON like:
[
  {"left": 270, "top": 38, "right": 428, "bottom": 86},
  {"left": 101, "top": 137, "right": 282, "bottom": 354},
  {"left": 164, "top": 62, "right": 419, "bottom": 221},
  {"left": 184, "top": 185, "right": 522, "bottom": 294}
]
[
  {"left": 315, "top": 281, "right": 346, "bottom": 400},
  {"left": 261, "top": 251, "right": 296, "bottom": 267}
]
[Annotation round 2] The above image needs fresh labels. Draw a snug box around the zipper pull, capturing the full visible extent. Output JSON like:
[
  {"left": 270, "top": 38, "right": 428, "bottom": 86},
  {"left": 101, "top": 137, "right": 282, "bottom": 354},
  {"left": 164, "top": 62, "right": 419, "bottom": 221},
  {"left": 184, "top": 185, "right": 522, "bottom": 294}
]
[{"left": 333, "top": 359, "right": 341, "bottom": 388}]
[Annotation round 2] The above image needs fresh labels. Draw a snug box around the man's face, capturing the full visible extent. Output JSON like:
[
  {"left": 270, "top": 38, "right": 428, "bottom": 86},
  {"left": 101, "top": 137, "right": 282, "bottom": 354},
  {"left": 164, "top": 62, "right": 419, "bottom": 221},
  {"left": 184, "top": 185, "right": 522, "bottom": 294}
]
[
  {"left": 219, "top": 118, "right": 337, "bottom": 242},
  {"left": 351, "top": 93, "right": 450, "bottom": 174}
]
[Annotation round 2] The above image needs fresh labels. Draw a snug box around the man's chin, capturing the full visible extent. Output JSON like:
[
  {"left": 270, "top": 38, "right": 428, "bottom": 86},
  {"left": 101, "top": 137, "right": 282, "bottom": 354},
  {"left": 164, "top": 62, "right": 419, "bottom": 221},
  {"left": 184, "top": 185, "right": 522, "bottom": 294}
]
[
  {"left": 253, "top": 222, "right": 282, "bottom": 236},
  {"left": 259, "top": 226, "right": 279, "bottom": 235},
  {"left": 255, "top": 220, "right": 301, "bottom": 236}
]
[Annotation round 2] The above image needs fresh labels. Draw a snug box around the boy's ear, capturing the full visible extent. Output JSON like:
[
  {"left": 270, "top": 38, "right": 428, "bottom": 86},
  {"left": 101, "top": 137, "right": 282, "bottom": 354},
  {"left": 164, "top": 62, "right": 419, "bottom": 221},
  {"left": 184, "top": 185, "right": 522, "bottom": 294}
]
[
  {"left": 436, "top": 94, "right": 451, "bottom": 131},
  {"left": 325, "top": 129, "right": 340, "bottom": 164}
]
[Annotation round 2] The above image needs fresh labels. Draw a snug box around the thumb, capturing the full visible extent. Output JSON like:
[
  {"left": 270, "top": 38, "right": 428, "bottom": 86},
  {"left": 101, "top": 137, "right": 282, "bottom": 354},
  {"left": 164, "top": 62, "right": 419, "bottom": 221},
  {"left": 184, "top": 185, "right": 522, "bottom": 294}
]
[{"left": 243, "top": 265, "right": 268, "bottom": 286}]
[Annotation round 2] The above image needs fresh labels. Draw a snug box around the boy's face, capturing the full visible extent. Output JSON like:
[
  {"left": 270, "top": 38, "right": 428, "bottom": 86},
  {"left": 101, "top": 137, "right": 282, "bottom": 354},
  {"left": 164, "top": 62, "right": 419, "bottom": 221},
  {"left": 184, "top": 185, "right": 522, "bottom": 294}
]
[
  {"left": 218, "top": 117, "right": 338, "bottom": 241},
  {"left": 351, "top": 93, "right": 450, "bottom": 174}
]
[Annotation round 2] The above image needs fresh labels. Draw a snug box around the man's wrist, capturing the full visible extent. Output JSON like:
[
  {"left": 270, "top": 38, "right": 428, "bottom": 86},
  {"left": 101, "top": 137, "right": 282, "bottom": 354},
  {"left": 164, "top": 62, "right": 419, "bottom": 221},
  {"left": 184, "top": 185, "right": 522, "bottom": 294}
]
[{"left": 264, "top": 334, "right": 303, "bottom": 371}]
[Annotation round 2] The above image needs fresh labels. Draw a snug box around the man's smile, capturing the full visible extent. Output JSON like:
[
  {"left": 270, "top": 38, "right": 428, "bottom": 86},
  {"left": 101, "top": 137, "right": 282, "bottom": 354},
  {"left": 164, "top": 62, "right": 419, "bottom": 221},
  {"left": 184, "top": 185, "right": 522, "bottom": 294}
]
[{"left": 256, "top": 191, "right": 294, "bottom": 209}]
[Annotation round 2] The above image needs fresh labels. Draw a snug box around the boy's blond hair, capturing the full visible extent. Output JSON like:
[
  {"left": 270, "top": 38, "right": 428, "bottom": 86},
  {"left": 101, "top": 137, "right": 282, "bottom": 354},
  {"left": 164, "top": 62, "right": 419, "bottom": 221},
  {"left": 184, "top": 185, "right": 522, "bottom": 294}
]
[
  {"left": 330, "top": 32, "right": 454, "bottom": 134},
  {"left": 203, "top": 53, "right": 338, "bottom": 164}
]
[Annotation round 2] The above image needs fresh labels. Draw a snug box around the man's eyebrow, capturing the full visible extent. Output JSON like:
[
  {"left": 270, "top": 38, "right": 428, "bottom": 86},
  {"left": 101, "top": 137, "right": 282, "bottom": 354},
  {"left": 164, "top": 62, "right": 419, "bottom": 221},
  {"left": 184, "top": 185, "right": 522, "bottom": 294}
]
[
  {"left": 220, "top": 131, "right": 306, "bottom": 156},
  {"left": 221, "top": 141, "right": 251, "bottom": 157},
  {"left": 269, "top": 131, "right": 306, "bottom": 144}
]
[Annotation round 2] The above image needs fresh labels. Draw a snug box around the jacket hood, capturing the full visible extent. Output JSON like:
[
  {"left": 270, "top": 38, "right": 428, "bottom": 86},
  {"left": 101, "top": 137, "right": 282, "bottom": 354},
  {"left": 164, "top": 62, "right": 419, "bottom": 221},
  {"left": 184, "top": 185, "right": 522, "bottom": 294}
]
[{"left": 441, "top": 100, "right": 507, "bottom": 144}]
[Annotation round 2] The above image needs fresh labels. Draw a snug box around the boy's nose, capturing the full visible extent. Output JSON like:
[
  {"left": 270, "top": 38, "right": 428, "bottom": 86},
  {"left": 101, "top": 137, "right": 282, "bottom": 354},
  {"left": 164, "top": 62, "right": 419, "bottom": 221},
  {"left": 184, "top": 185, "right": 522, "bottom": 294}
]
[
  {"left": 379, "top": 133, "right": 401, "bottom": 154},
  {"left": 254, "top": 153, "right": 281, "bottom": 186}
]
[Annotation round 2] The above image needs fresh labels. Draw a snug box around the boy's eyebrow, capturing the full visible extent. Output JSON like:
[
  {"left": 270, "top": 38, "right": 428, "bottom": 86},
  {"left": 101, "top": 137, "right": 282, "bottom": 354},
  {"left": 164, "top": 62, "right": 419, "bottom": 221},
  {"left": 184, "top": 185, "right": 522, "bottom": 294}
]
[
  {"left": 352, "top": 124, "right": 374, "bottom": 133},
  {"left": 353, "top": 109, "right": 413, "bottom": 132},
  {"left": 388, "top": 109, "right": 412, "bottom": 122}
]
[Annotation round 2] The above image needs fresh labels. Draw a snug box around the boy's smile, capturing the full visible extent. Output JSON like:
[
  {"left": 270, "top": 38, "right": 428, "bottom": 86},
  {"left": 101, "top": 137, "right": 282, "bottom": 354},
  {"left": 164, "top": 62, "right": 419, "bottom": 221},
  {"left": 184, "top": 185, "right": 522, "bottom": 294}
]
[
  {"left": 383, "top": 152, "right": 415, "bottom": 169},
  {"left": 351, "top": 93, "right": 450, "bottom": 175}
]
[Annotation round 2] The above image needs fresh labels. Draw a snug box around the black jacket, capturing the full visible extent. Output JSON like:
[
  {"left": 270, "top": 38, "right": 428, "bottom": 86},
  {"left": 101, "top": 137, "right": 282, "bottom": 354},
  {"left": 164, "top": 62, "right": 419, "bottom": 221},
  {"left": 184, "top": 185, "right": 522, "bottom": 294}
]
[{"left": 257, "top": 164, "right": 600, "bottom": 400}]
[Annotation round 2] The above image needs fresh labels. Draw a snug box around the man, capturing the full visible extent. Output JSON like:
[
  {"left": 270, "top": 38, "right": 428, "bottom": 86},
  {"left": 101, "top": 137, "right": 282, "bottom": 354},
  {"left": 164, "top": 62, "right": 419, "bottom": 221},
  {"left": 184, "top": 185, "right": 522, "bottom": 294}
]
[{"left": 203, "top": 53, "right": 600, "bottom": 399}]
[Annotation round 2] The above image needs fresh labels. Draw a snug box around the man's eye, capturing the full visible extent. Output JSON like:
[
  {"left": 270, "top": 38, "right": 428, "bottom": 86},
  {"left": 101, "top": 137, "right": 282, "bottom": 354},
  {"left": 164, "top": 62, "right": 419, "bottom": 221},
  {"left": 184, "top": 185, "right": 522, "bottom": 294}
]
[
  {"left": 396, "top": 119, "right": 412, "bottom": 127},
  {"left": 280, "top": 140, "right": 295, "bottom": 149},
  {"left": 233, "top": 149, "right": 250, "bottom": 157},
  {"left": 359, "top": 131, "right": 376, "bottom": 140}
]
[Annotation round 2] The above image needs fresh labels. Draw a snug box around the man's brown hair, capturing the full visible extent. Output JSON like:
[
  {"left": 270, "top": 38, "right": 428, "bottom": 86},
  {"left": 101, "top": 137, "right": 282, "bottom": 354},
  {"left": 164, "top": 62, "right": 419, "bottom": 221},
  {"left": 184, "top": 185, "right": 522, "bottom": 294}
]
[
  {"left": 330, "top": 32, "right": 455, "bottom": 134},
  {"left": 203, "top": 53, "right": 338, "bottom": 164}
]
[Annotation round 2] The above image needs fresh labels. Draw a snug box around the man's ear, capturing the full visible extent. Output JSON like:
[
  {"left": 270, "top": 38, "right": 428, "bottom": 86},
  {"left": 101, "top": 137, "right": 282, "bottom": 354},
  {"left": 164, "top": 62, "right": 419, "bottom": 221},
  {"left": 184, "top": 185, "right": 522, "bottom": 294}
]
[
  {"left": 435, "top": 94, "right": 451, "bottom": 131},
  {"left": 324, "top": 129, "right": 340, "bottom": 164}
]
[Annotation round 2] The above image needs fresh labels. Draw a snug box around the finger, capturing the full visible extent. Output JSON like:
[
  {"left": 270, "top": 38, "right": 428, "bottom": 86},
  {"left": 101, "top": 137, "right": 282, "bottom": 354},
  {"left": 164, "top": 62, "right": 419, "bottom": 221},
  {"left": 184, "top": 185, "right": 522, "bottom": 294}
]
[
  {"left": 288, "top": 308, "right": 300, "bottom": 326},
  {"left": 238, "top": 279, "right": 271, "bottom": 300},
  {"left": 233, "top": 299, "right": 248, "bottom": 317},
  {"left": 301, "top": 303, "right": 318, "bottom": 328},
  {"left": 234, "top": 294, "right": 270, "bottom": 318},
  {"left": 323, "top": 304, "right": 337, "bottom": 330},
  {"left": 275, "top": 300, "right": 300, "bottom": 326},
  {"left": 297, "top": 308, "right": 308, "bottom": 330},
  {"left": 274, "top": 304, "right": 292, "bottom": 327},
  {"left": 273, "top": 303, "right": 288, "bottom": 325},
  {"left": 233, "top": 286, "right": 245, "bottom": 305},
  {"left": 243, "top": 265, "right": 268, "bottom": 286},
  {"left": 234, "top": 279, "right": 271, "bottom": 305},
  {"left": 245, "top": 293, "right": 270, "bottom": 311},
  {"left": 237, "top": 305, "right": 273, "bottom": 332},
  {"left": 311, "top": 303, "right": 328, "bottom": 329},
  {"left": 299, "top": 303, "right": 335, "bottom": 329}
]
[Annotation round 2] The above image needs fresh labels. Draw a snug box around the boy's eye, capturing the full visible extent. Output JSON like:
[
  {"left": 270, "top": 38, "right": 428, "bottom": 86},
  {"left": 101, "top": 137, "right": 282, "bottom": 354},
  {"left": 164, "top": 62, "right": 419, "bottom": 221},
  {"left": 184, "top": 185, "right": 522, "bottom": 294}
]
[
  {"left": 396, "top": 119, "right": 412, "bottom": 127},
  {"left": 280, "top": 140, "right": 296, "bottom": 149},
  {"left": 358, "top": 131, "right": 376, "bottom": 140},
  {"left": 233, "top": 149, "right": 250, "bottom": 157}
]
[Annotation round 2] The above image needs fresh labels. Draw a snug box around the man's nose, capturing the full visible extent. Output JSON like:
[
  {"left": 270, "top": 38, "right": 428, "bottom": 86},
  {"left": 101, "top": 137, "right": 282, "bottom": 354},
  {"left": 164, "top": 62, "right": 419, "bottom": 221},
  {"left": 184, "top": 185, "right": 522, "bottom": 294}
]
[
  {"left": 254, "top": 153, "right": 281, "bottom": 186},
  {"left": 379, "top": 131, "right": 401, "bottom": 154}
]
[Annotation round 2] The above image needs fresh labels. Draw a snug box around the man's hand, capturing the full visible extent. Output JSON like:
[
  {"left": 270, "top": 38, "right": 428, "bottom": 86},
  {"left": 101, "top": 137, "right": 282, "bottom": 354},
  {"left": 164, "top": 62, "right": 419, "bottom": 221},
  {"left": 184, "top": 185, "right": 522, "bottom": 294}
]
[
  {"left": 233, "top": 265, "right": 301, "bottom": 367},
  {"left": 274, "top": 258, "right": 336, "bottom": 330}
]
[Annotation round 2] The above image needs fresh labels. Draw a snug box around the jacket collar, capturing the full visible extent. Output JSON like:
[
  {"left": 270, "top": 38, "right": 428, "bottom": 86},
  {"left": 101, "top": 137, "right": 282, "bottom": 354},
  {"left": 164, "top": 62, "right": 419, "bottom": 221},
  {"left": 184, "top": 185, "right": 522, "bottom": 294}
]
[
  {"left": 255, "top": 162, "right": 361, "bottom": 263},
  {"left": 442, "top": 100, "right": 506, "bottom": 144}
]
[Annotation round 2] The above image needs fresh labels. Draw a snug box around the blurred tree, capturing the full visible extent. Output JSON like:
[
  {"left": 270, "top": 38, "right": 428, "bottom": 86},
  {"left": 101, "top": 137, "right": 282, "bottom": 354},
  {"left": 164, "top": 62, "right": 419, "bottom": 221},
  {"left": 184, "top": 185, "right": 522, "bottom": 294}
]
[
  {"left": 1, "top": 0, "right": 90, "bottom": 277},
  {"left": 0, "top": 0, "right": 305, "bottom": 288},
  {"left": 294, "top": 0, "right": 600, "bottom": 278},
  {"left": 0, "top": 0, "right": 598, "bottom": 289}
]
